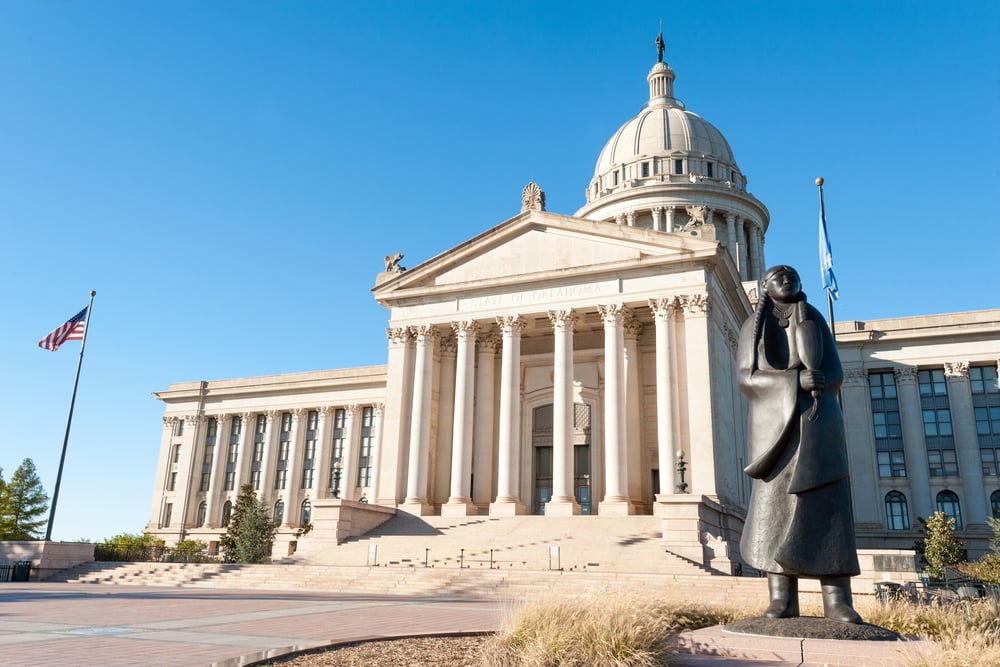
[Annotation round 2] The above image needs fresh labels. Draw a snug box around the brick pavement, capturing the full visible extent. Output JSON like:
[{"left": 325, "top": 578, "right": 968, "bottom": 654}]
[{"left": 0, "top": 583, "right": 504, "bottom": 667}]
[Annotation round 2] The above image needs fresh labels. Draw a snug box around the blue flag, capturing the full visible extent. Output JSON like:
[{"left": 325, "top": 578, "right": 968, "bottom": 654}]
[{"left": 819, "top": 206, "right": 839, "bottom": 300}]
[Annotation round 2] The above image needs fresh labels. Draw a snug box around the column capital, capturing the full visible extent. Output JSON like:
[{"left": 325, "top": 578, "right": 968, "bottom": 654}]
[
  {"left": 893, "top": 366, "right": 919, "bottom": 385},
  {"left": 411, "top": 324, "right": 439, "bottom": 342},
  {"left": 386, "top": 326, "right": 412, "bottom": 345},
  {"left": 478, "top": 331, "right": 501, "bottom": 353},
  {"left": 623, "top": 312, "right": 642, "bottom": 340},
  {"left": 373, "top": 402, "right": 385, "bottom": 416},
  {"left": 345, "top": 403, "right": 360, "bottom": 417},
  {"left": 944, "top": 361, "right": 970, "bottom": 378},
  {"left": 547, "top": 309, "right": 578, "bottom": 330},
  {"left": 597, "top": 303, "right": 626, "bottom": 324},
  {"left": 496, "top": 315, "right": 526, "bottom": 334},
  {"left": 843, "top": 367, "right": 867, "bottom": 387},
  {"left": 678, "top": 293, "right": 710, "bottom": 318},
  {"left": 291, "top": 408, "right": 305, "bottom": 422},
  {"left": 452, "top": 320, "right": 480, "bottom": 340},
  {"left": 439, "top": 334, "right": 458, "bottom": 355},
  {"left": 163, "top": 416, "right": 177, "bottom": 427},
  {"left": 183, "top": 414, "right": 203, "bottom": 427}
]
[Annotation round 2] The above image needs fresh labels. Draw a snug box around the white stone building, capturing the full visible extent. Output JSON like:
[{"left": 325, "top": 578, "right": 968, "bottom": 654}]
[{"left": 147, "top": 46, "right": 1000, "bottom": 565}]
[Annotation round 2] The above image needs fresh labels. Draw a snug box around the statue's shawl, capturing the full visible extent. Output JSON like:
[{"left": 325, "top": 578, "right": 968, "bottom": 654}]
[{"left": 737, "top": 304, "right": 848, "bottom": 493}]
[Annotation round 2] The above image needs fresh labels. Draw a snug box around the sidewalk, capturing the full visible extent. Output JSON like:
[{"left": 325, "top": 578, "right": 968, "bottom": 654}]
[{"left": 0, "top": 583, "right": 504, "bottom": 667}]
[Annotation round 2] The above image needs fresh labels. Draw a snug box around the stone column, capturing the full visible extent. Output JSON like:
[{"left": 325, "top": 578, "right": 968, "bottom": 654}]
[
  {"left": 281, "top": 409, "right": 305, "bottom": 524},
  {"left": 680, "top": 294, "right": 716, "bottom": 494},
  {"left": 444, "top": 321, "right": 479, "bottom": 516},
  {"left": 313, "top": 408, "right": 333, "bottom": 500},
  {"left": 626, "top": 210, "right": 636, "bottom": 227},
  {"left": 260, "top": 411, "right": 280, "bottom": 498},
  {"left": 547, "top": 309, "right": 581, "bottom": 515},
  {"left": 894, "top": 366, "right": 934, "bottom": 520},
  {"left": 233, "top": 413, "right": 253, "bottom": 493},
  {"left": 341, "top": 405, "right": 361, "bottom": 502},
  {"left": 201, "top": 415, "right": 227, "bottom": 526},
  {"left": 491, "top": 315, "right": 527, "bottom": 516},
  {"left": 473, "top": 333, "right": 499, "bottom": 507},
  {"left": 376, "top": 326, "right": 415, "bottom": 506},
  {"left": 177, "top": 415, "right": 203, "bottom": 533},
  {"left": 725, "top": 212, "right": 738, "bottom": 268},
  {"left": 737, "top": 217, "right": 748, "bottom": 280},
  {"left": 748, "top": 225, "right": 763, "bottom": 280},
  {"left": 146, "top": 417, "right": 177, "bottom": 532},
  {"left": 403, "top": 325, "right": 436, "bottom": 514},
  {"left": 598, "top": 304, "right": 632, "bottom": 515},
  {"left": 435, "top": 336, "right": 457, "bottom": 506},
  {"left": 945, "top": 362, "right": 989, "bottom": 528},
  {"left": 840, "top": 369, "right": 882, "bottom": 528},
  {"left": 651, "top": 207, "right": 663, "bottom": 232},
  {"left": 650, "top": 297, "right": 679, "bottom": 503},
  {"left": 367, "top": 403, "right": 385, "bottom": 503},
  {"left": 623, "top": 313, "right": 643, "bottom": 505},
  {"left": 665, "top": 206, "right": 675, "bottom": 233}
]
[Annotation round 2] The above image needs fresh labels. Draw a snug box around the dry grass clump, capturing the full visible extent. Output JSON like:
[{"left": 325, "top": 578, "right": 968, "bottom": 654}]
[
  {"left": 863, "top": 596, "right": 1000, "bottom": 667},
  {"left": 479, "top": 591, "right": 743, "bottom": 667}
]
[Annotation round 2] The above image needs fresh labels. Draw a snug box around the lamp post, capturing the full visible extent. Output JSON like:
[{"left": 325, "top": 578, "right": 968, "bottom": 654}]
[
  {"left": 675, "top": 450, "right": 688, "bottom": 493},
  {"left": 333, "top": 461, "right": 343, "bottom": 498}
]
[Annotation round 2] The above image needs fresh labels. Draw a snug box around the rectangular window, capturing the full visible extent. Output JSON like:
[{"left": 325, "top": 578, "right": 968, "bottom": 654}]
[
  {"left": 918, "top": 369, "right": 948, "bottom": 397},
  {"left": 975, "top": 407, "right": 1000, "bottom": 437},
  {"left": 163, "top": 503, "right": 172, "bottom": 527},
  {"left": 869, "top": 372, "right": 905, "bottom": 477},
  {"left": 206, "top": 417, "right": 217, "bottom": 443},
  {"left": 302, "top": 410, "right": 317, "bottom": 491},
  {"left": 928, "top": 448, "right": 959, "bottom": 476},
  {"left": 674, "top": 159, "right": 683, "bottom": 175},
  {"left": 612, "top": 170, "right": 619, "bottom": 185},
  {"left": 919, "top": 368, "right": 955, "bottom": 477},
  {"left": 301, "top": 468, "right": 314, "bottom": 489},
  {"left": 358, "top": 406, "right": 375, "bottom": 487},
  {"left": 253, "top": 441, "right": 264, "bottom": 463},
  {"left": 641, "top": 162, "right": 650, "bottom": 178},
  {"left": 923, "top": 409, "right": 953, "bottom": 437},
  {"left": 224, "top": 470, "right": 235, "bottom": 491},
  {"left": 274, "top": 468, "right": 287, "bottom": 490},
  {"left": 199, "top": 471, "right": 210, "bottom": 492},
  {"left": 175, "top": 420, "right": 184, "bottom": 436},
  {"left": 203, "top": 443, "right": 214, "bottom": 467},
  {"left": 706, "top": 162, "right": 714, "bottom": 178},
  {"left": 172, "top": 445, "right": 181, "bottom": 464},
  {"left": 971, "top": 366, "right": 999, "bottom": 395},
  {"left": 251, "top": 469, "right": 261, "bottom": 490},
  {"left": 168, "top": 471, "right": 177, "bottom": 491},
  {"left": 227, "top": 442, "right": 239, "bottom": 465},
  {"left": 982, "top": 448, "right": 1000, "bottom": 476}
]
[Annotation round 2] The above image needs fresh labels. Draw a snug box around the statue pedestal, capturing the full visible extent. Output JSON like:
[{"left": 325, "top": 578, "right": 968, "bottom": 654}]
[{"left": 657, "top": 494, "right": 745, "bottom": 575}]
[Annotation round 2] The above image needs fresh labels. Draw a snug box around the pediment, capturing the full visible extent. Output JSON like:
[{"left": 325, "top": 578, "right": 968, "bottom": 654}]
[{"left": 373, "top": 211, "right": 721, "bottom": 306}]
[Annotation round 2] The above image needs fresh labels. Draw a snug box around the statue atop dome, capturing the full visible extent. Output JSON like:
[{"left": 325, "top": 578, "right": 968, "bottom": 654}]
[{"left": 655, "top": 30, "right": 665, "bottom": 63}]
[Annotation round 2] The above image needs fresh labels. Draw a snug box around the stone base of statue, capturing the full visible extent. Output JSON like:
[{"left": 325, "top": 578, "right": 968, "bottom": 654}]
[{"left": 726, "top": 616, "right": 899, "bottom": 640}]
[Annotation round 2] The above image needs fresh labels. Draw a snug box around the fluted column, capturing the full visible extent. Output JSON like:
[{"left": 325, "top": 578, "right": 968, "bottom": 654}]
[
  {"left": 491, "top": 315, "right": 527, "bottom": 516},
  {"left": 945, "top": 362, "right": 989, "bottom": 528},
  {"left": 403, "top": 325, "right": 436, "bottom": 513},
  {"left": 341, "top": 405, "right": 360, "bottom": 502},
  {"left": 895, "top": 366, "right": 933, "bottom": 520},
  {"left": 281, "top": 409, "right": 304, "bottom": 524},
  {"left": 840, "top": 369, "right": 882, "bottom": 528},
  {"left": 473, "top": 333, "right": 499, "bottom": 507},
  {"left": 178, "top": 415, "right": 203, "bottom": 531},
  {"left": 234, "top": 413, "right": 253, "bottom": 493},
  {"left": 665, "top": 206, "right": 675, "bottom": 233},
  {"left": 547, "top": 309, "right": 581, "bottom": 515},
  {"left": 598, "top": 304, "right": 632, "bottom": 515},
  {"left": 651, "top": 207, "right": 663, "bottom": 232},
  {"left": 378, "top": 326, "right": 415, "bottom": 505},
  {"left": 203, "top": 414, "right": 228, "bottom": 527},
  {"left": 680, "top": 294, "right": 716, "bottom": 493},
  {"left": 623, "top": 313, "right": 643, "bottom": 504},
  {"left": 650, "top": 298, "right": 679, "bottom": 502},
  {"left": 748, "top": 224, "right": 763, "bottom": 280},
  {"left": 737, "top": 217, "right": 748, "bottom": 280},
  {"left": 313, "top": 408, "right": 333, "bottom": 499},
  {"left": 367, "top": 403, "right": 385, "bottom": 502},
  {"left": 444, "top": 321, "right": 479, "bottom": 515}
]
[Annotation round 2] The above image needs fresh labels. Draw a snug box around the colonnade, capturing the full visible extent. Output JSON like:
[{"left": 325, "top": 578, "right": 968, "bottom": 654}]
[
  {"left": 158, "top": 403, "right": 383, "bottom": 532},
  {"left": 390, "top": 293, "right": 715, "bottom": 518}
]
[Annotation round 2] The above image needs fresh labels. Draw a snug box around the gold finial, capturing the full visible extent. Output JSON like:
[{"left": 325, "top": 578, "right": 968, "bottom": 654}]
[
  {"left": 815, "top": 177, "right": 824, "bottom": 186},
  {"left": 90, "top": 290, "right": 97, "bottom": 297}
]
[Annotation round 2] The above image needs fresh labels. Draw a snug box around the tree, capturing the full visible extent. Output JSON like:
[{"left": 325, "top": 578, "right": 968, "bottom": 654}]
[
  {"left": 915, "top": 511, "right": 966, "bottom": 580},
  {"left": 219, "top": 484, "right": 276, "bottom": 563},
  {"left": 0, "top": 458, "right": 49, "bottom": 540}
]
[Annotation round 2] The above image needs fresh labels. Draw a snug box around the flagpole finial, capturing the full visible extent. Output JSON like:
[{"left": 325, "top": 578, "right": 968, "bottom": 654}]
[
  {"left": 815, "top": 177, "right": 824, "bottom": 186},
  {"left": 89, "top": 290, "right": 96, "bottom": 297}
]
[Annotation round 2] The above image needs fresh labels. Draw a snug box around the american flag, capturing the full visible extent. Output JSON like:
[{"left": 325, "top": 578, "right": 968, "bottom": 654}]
[{"left": 38, "top": 306, "right": 88, "bottom": 352}]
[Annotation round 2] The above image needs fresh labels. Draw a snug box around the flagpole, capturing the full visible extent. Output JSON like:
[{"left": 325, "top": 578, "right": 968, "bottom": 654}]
[
  {"left": 816, "top": 177, "right": 837, "bottom": 336},
  {"left": 45, "top": 290, "right": 96, "bottom": 542}
]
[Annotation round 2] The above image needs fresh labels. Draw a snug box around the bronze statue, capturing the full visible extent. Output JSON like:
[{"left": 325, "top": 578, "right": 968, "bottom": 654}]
[{"left": 737, "top": 265, "right": 862, "bottom": 624}]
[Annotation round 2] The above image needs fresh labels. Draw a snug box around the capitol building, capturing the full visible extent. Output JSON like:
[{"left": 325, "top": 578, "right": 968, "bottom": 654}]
[{"left": 146, "top": 42, "right": 1000, "bottom": 569}]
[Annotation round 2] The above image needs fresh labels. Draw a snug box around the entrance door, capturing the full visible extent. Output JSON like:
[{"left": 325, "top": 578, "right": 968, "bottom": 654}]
[
  {"left": 573, "top": 404, "right": 592, "bottom": 514},
  {"left": 532, "top": 404, "right": 553, "bottom": 515}
]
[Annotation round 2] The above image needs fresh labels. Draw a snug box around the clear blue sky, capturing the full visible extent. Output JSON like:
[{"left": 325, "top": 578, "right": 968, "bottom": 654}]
[{"left": 2, "top": 2, "right": 997, "bottom": 541}]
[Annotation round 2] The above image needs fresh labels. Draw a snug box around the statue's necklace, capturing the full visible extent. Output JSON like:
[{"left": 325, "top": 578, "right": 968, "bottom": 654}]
[{"left": 772, "top": 303, "right": 794, "bottom": 328}]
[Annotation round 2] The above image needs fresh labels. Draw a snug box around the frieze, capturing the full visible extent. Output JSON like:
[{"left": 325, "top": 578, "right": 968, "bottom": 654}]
[{"left": 461, "top": 281, "right": 614, "bottom": 312}]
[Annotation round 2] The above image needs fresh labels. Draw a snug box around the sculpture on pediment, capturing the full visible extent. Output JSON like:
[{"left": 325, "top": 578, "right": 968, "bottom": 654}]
[
  {"left": 737, "top": 265, "right": 862, "bottom": 624},
  {"left": 384, "top": 251, "right": 406, "bottom": 273},
  {"left": 684, "top": 205, "right": 709, "bottom": 230},
  {"left": 521, "top": 182, "right": 546, "bottom": 212}
]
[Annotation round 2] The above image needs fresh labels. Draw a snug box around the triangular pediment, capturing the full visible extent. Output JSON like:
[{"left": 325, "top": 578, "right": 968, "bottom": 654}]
[{"left": 373, "top": 210, "right": 722, "bottom": 307}]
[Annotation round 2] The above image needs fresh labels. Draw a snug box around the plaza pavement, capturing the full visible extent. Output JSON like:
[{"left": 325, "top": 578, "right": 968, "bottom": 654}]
[{"left": 0, "top": 582, "right": 915, "bottom": 666}]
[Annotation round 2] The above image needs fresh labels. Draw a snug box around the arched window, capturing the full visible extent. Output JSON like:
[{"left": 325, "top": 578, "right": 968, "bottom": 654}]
[
  {"left": 221, "top": 500, "right": 233, "bottom": 527},
  {"left": 301, "top": 499, "right": 312, "bottom": 526},
  {"left": 196, "top": 501, "right": 207, "bottom": 527},
  {"left": 936, "top": 490, "right": 963, "bottom": 529},
  {"left": 274, "top": 500, "right": 285, "bottom": 526},
  {"left": 885, "top": 491, "right": 909, "bottom": 530},
  {"left": 992, "top": 490, "right": 1000, "bottom": 519}
]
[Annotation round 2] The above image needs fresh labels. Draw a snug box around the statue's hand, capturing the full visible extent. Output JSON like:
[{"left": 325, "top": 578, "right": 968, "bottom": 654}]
[{"left": 799, "top": 369, "right": 825, "bottom": 392}]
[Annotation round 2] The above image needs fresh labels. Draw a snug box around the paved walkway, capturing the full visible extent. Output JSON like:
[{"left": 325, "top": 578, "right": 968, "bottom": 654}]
[{"left": 0, "top": 583, "right": 504, "bottom": 667}]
